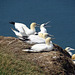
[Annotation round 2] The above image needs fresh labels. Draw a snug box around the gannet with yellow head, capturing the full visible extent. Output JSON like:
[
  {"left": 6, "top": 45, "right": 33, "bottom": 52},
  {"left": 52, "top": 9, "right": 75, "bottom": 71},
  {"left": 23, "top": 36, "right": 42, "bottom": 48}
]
[
  {"left": 22, "top": 37, "right": 54, "bottom": 52},
  {"left": 72, "top": 54, "right": 75, "bottom": 64},
  {"left": 9, "top": 22, "right": 39, "bottom": 36},
  {"left": 25, "top": 33, "right": 53, "bottom": 44},
  {"left": 25, "top": 33, "right": 44, "bottom": 44},
  {"left": 65, "top": 47, "right": 75, "bottom": 56}
]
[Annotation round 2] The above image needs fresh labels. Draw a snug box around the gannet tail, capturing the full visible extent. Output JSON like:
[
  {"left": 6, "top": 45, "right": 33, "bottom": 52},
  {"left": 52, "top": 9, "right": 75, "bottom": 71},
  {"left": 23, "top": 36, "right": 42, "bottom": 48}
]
[
  {"left": 11, "top": 28, "right": 18, "bottom": 34},
  {"left": 9, "top": 21, "right": 15, "bottom": 25},
  {"left": 22, "top": 49, "right": 34, "bottom": 52}
]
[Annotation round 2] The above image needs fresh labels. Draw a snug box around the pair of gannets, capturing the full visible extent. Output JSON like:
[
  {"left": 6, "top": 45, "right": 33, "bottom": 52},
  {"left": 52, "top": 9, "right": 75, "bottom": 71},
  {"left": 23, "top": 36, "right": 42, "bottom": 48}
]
[
  {"left": 11, "top": 27, "right": 52, "bottom": 43},
  {"left": 22, "top": 37, "right": 54, "bottom": 52},
  {"left": 10, "top": 21, "right": 52, "bottom": 41},
  {"left": 10, "top": 21, "right": 51, "bottom": 36},
  {"left": 25, "top": 33, "right": 53, "bottom": 44}
]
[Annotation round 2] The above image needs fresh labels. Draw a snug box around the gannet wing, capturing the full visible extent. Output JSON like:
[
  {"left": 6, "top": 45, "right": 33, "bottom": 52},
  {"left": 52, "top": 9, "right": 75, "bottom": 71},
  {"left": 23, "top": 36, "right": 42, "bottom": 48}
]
[
  {"left": 68, "top": 52, "right": 73, "bottom": 56},
  {"left": 31, "top": 44, "right": 46, "bottom": 51},
  {"left": 20, "top": 27, "right": 28, "bottom": 36},
  {"left": 10, "top": 21, "right": 30, "bottom": 32},
  {"left": 11, "top": 28, "right": 22, "bottom": 37},
  {"left": 15, "top": 22, "right": 30, "bottom": 32},
  {"left": 28, "top": 35, "right": 45, "bottom": 43}
]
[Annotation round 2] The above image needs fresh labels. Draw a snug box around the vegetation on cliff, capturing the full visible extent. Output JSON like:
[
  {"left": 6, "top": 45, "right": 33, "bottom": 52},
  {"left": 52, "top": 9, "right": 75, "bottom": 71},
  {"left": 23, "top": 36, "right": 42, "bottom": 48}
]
[{"left": 0, "top": 36, "right": 75, "bottom": 75}]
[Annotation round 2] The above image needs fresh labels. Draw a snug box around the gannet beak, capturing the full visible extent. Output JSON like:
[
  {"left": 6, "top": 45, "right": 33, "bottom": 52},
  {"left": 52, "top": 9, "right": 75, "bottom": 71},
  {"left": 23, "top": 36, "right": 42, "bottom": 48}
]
[
  {"left": 43, "top": 21, "right": 51, "bottom": 27},
  {"left": 70, "top": 48, "right": 75, "bottom": 50},
  {"left": 45, "top": 21, "right": 50, "bottom": 25},
  {"left": 48, "top": 34, "right": 54, "bottom": 37},
  {"left": 36, "top": 24, "right": 40, "bottom": 27},
  {"left": 45, "top": 25, "right": 51, "bottom": 27}
]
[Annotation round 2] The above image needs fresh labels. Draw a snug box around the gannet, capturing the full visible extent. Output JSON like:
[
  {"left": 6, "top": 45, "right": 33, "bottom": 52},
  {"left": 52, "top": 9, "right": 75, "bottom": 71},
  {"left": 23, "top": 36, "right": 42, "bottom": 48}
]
[
  {"left": 25, "top": 33, "right": 53, "bottom": 44},
  {"left": 25, "top": 33, "right": 44, "bottom": 44},
  {"left": 38, "top": 21, "right": 51, "bottom": 34},
  {"left": 65, "top": 47, "right": 75, "bottom": 56},
  {"left": 22, "top": 37, "right": 54, "bottom": 52},
  {"left": 9, "top": 22, "right": 39, "bottom": 35},
  {"left": 72, "top": 54, "right": 75, "bottom": 64},
  {"left": 11, "top": 28, "right": 27, "bottom": 40}
]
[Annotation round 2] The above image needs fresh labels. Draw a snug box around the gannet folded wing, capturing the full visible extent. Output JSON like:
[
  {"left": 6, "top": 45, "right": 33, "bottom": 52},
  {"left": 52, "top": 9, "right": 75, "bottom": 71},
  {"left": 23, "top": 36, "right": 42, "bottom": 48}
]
[
  {"left": 11, "top": 28, "right": 28, "bottom": 40},
  {"left": 9, "top": 22, "right": 30, "bottom": 33},
  {"left": 11, "top": 28, "right": 22, "bottom": 39},
  {"left": 28, "top": 35, "right": 45, "bottom": 43},
  {"left": 22, "top": 44, "right": 48, "bottom": 52}
]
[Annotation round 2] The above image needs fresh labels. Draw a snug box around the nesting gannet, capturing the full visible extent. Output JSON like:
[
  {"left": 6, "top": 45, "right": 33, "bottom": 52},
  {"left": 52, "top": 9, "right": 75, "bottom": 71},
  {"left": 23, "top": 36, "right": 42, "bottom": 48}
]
[
  {"left": 72, "top": 54, "right": 75, "bottom": 64},
  {"left": 9, "top": 22, "right": 39, "bottom": 35},
  {"left": 25, "top": 33, "right": 53, "bottom": 44},
  {"left": 38, "top": 21, "right": 51, "bottom": 34},
  {"left": 22, "top": 37, "right": 54, "bottom": 52},
  {"left": 65, "top": 47, "right": 75, "bottom": 56},
  {"left": 11, "top": 28, "right": 27, "bottom": 40},
  {"left": 25, "top": 33, "right": 44, "bottom": 44}
]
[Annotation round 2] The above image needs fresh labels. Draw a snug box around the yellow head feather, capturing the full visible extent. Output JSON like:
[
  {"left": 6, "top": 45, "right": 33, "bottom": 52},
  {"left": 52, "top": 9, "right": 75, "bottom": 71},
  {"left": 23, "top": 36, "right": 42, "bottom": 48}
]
[
  {"left": 38, "top": 33, "right": 43, "bottom": 38},
  {"left": 72, "top": 54, "right": 75, "bottom": 60},
  {"left": 43, "top": 33, "right": 48, "bottom": 39},
  {"left": 30, "top": 22, "right": 37, "bottom": 30},
  {"left": 45, "top": 37, "right": 51, "bottom": 45}
]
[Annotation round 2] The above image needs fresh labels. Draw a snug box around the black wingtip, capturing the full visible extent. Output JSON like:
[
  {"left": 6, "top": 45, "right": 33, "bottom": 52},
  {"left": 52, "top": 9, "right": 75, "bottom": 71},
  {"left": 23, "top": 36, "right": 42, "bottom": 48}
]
[
  {"left": 9, "top": 22, "right": 15, "bottom": 25},
  {"left": 22, "top": 36, "right": 28, "bottom": 39}
]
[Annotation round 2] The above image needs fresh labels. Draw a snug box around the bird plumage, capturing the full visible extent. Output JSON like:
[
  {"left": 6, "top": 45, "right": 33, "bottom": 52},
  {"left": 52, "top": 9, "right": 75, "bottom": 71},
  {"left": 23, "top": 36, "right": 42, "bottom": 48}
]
[
  {"left": 65, "top": 47, "right": 75, "bottom": 56},
  {"left": 22, "top": 37, "right": 54, "bottom": 52},
  {"left": 10, "top": 22, "right": 38, "bottom": 36}
]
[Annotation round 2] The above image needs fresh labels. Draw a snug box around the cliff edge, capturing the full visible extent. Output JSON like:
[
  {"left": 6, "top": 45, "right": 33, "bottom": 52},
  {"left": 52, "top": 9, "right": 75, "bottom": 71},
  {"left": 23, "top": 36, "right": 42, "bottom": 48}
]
[{"left": 0, "top": 36, "right": 75, "bottom": 75}]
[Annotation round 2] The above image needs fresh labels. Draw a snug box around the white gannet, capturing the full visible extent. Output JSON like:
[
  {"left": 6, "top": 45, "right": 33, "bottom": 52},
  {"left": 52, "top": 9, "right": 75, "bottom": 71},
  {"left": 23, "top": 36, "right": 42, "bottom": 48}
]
[
  {"left": 38, "top": 21, "right": 51, "bottom": 34},
  {"left": 25, "top": 33, "right": 53, "bottom": 44},
  {"left": 9, "top": 22, "right": 39, "bottom": 35},
  {"left": 65, "top": 47, "right": 75, "bottom": 56},
  {"left": 11, "top": 28, "right": 27, "bottom": 40},
  {"left": 72, "top": 54, "right": 75, "bottom": 64},
  {"left": 22, "top": 37, "right": 54, "bottom": 52}
]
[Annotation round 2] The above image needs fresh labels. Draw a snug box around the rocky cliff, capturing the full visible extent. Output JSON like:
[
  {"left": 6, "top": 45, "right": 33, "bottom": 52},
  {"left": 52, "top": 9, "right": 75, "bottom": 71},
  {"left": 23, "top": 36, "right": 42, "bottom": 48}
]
[{"left": 0, "top": 36, "right": 75, "bottom": 75}]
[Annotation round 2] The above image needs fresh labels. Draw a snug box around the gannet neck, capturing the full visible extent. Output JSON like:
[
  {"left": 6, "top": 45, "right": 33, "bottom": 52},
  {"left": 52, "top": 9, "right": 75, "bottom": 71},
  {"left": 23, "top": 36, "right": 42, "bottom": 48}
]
[
  {"left": 40, "top": 24, "right": 44, "bottom": 28},
  {"left": 72, "top": 54, "right": 75, "bottom": 60},
  {"left": 43, "top": 33, "right": 48, "bottom": 39},
  {"left": 45, "top": 37, "right": 51, "bottom": 45},
  {"left": 38, "top": 33, "right": 43, "bottom": 38},
  {"left": 40, "top": 24, "right": 45, "bottom": 30},
  {"left": 30, "top": 22, "right": 36, "bottom": 30}
]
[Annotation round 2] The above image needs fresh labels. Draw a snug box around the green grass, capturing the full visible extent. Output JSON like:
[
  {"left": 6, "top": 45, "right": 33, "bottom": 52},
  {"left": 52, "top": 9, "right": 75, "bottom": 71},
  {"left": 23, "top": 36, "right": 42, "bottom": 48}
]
[{"left": 0, "top": 47, "right": 45, "bottom": 75}]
